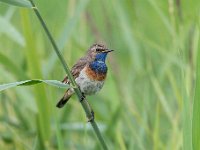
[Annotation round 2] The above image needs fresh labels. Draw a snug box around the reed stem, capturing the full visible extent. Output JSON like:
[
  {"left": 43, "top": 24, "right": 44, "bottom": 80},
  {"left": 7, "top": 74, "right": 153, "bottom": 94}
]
[{"left": 28, "top": 0, "right": 108, "bottom": 149}]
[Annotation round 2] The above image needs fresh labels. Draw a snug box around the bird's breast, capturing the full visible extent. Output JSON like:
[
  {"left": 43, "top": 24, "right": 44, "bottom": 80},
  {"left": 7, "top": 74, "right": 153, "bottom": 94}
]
[
  {"left": 75, "top": 66, "right": 106, "bottom": 95},
  {"left": 85, "top": 65, "right": 107, "bottom": 81}
]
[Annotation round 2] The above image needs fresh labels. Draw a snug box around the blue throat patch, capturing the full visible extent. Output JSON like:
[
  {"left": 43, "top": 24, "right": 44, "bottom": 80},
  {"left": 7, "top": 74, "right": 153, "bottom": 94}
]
[
  {"left": 89, "top": 53, "right": 108, "bottom": 74},
  {"left": 95, "top": 53, "right": 108, "bottom": 62}
]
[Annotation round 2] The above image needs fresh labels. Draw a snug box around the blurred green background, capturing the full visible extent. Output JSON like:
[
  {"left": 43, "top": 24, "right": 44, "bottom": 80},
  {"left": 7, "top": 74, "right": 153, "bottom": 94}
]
[{"left": 0, "top": 0, "right": 200, "bottom": 149}]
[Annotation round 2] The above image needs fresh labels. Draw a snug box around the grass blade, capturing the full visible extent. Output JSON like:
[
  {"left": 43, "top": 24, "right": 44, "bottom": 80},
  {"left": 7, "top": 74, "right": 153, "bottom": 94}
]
[
  {"left": 0, "top": 16, "right": 25, "bottom": 46},
  {"left": 0, "top": 0, "right": 31, "bottom": 8},
  {"left": 151, "top": 76, "right": 173, "bottom": 121},
  {"left": 0, "top": 52, "right": 27, "bottom": 80},
  {"left": 20, "top": 9, "right": 51, "bottom": 147},
  {"left": 147, "top": 0, "right": 174, "bottom": 35},
  {"left": 0, "top": 79, "right": 70, "bottom": 92},
  {"left": 112, "top": 0, "right": 141, "bottom": 70},
  {"left": 192, "top": 27, "right": 200, "bottom": 150}
]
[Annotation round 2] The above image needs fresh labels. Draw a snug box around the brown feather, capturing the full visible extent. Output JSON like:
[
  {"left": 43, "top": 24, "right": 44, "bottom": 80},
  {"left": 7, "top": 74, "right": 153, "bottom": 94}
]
[{"left": 56, "top": 89, "right": 74, "bottom": 108}]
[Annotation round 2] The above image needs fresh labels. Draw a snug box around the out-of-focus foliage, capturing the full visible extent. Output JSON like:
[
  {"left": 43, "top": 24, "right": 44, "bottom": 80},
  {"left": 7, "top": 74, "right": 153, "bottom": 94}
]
[{"left": 0, "top": 0, "right": 199, "bottom": 149}]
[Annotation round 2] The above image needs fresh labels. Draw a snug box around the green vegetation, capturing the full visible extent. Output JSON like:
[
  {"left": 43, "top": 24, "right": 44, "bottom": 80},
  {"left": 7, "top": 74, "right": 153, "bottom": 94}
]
[{"left": 0, "top": 0, "right": 200, "bottom": 149}]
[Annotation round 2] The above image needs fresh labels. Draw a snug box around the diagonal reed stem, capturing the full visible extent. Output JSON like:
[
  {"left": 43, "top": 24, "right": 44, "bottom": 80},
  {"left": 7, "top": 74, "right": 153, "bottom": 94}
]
[{"left": 28, "top": 0, "right": 108, "bottom": 149}]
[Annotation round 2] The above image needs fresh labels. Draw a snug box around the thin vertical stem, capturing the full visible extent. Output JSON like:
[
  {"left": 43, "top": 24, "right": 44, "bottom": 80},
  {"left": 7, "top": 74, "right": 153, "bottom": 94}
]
[{"left": 28, "top": 0, "right": 108, "bottom": 149}]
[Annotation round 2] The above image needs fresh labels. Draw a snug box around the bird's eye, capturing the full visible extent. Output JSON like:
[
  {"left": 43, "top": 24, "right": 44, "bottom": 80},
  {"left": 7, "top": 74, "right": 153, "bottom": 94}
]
[{"left": 96, "top": 49, "right": 101, "bottom": 52}]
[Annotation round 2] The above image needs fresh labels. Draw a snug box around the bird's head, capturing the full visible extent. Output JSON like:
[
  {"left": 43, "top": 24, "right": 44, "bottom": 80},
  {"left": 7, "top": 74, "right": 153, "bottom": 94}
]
[{"left": 87, "top": 43, "right": 114, "bottom": 62}]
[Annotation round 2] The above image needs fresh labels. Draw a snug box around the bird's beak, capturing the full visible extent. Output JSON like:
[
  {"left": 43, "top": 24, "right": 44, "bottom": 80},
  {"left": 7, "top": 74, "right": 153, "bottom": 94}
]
[{"left": 103, "top": 49, "right": 114, "bottom": 53}]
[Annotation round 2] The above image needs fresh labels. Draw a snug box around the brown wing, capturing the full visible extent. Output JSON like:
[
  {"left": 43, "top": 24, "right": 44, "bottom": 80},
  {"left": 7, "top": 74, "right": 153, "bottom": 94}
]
[{"left": 62, "top": 56, "right": 89, "bottom": 84}]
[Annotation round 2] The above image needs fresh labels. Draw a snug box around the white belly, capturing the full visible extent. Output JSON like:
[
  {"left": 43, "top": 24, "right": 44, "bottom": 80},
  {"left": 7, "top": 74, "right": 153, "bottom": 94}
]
[{"left": 75, "top": 68, "right": 104, "bottom": 95}]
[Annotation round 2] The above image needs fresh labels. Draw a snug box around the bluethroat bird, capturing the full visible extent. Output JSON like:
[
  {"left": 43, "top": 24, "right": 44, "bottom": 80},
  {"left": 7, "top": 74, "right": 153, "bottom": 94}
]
[{"left": 56, "top": 43, "right": 113, "bottom": 108}]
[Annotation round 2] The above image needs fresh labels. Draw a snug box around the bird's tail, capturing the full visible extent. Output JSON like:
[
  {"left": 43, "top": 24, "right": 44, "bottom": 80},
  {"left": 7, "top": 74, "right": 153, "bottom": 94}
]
[{"left": 56, "top": 88, "right": 74, "bottom": 108}]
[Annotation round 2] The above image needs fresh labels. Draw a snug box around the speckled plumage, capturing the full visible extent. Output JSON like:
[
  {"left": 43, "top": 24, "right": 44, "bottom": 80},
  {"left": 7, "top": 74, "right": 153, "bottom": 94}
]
[{"left": 56, "top": 43, "right": 113, "bottom": 108}]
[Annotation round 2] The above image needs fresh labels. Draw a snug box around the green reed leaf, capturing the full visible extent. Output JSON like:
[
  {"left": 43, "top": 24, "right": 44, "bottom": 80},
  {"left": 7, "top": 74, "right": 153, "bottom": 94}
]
[
  {"left": 0, "top": 0, "right": 32, "bottom": 8},
  {"left": 0, "top": 79, "right": 70, "bottom": 92}
]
